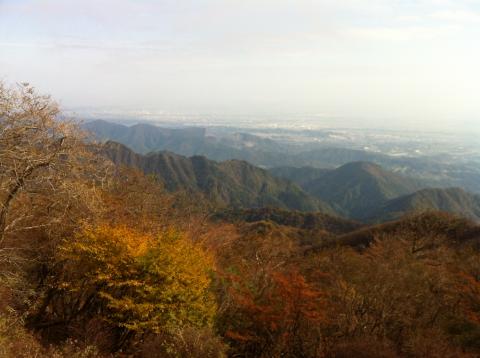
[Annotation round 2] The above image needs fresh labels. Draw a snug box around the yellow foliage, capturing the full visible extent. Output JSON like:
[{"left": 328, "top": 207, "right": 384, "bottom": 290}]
[{"left": 60, "top": 224, "right": 216, "bottom": 333}]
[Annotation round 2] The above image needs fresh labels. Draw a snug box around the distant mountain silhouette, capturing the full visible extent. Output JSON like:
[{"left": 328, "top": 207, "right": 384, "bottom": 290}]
[{"left": 85, "top": 120, "right": 207, "bottom": 154}]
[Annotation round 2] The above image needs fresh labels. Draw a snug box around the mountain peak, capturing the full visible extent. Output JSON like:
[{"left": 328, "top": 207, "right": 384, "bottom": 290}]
[{"left": 305, "top": 161, "right": 422, "bottom": 219}]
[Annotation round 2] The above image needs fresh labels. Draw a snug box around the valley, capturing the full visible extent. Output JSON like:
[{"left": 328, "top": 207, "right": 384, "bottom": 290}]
[{"left": 88, "top": 119, "right": 480, "bottom": 223}]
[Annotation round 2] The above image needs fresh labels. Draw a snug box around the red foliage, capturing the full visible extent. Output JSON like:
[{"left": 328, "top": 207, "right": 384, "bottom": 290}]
[{"left": 222, "top": 268, "right": 326, "bottom": 355}]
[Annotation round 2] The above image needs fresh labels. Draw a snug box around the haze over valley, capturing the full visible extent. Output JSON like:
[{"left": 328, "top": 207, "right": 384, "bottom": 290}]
[{"left": 86, "top": 119, "right": 480, "bottom": 205}]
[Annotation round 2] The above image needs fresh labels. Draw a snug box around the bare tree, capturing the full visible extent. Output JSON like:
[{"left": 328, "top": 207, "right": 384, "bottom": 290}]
[{"left": 0, "top": 82, "right": 105, "bottom": 246}]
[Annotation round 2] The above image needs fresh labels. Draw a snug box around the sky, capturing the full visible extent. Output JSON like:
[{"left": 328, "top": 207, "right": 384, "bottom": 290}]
[{"left": 1, "top": 0, "right": 479, "bottom": 131}]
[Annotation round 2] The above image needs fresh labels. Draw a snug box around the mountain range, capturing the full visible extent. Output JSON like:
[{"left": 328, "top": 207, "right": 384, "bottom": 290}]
[
  {"left": 85, "top": 119, "right": 480, "bottom": 194},
  {"left": 89, "top": 121, "right": 480, "bottom": 223},
  {"left": 291, "top": 162, "right": 424, "bottom": 220},
  {"left": 269, "top": 164, "right": 480, "bottom": 222},
  {"left": 102, "top": 141, "right": 480, "bottom": 223},
  {"left": 103, "top": 141, "right": 333, "bottom": 213}
]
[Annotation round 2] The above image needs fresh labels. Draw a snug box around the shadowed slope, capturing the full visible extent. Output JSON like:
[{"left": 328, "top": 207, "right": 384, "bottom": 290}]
[
  {"left": 305, "top": 161, "right": 423, "bottom": 219},
  {"left": 368, "top": 187, "right": 480, "bottom": 223},
  {"left": 103, "top": 141, "right": 334, "bottom": 213}
]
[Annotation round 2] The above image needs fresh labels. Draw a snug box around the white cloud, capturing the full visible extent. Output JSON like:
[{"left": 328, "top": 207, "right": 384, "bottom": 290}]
[
  {"left": 430, "top": 10, "right": 480, "bottom": 23},
  {"left": 345, "top": 25, "right": 460, "bottom": 42}
]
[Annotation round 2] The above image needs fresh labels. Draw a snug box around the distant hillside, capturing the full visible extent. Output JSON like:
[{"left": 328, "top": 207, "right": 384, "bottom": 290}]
[
  {"left": 269, "top": 166, "right": 331, "bottom": 186},
  {"left": 330, "top": 211, "right": 480, "bottom": 250},
  {"left": 85, "top": 120, "right": 208, "bottom": 154},
  {"left": 213, "top": 207, "right": 362, "bottom": 235},
  {"left": 86, "top": 121, "right": 390, "bottom": 168},
  {"left": 287, "top": 149, "right": 480, "bottom": 194},
  {"left": 368, "top": 187, "right": 480, "bottom": 223},
  {"left": 85, "top": 120, "right": 285, "bottom": 162},
  {"left": 105, "top": 141, "right": 480, "bottom": 223},
  {"left": 103, "top": 141, "right": 334, "bottom": 213},
  {"left": 304, "top": 162, "right": 423, "bottom": 220},
  {"left": 291, "top": 147, "right": 390, "bottom": 168},
  {"left": 85, "top": 120, "right": 480, "bottom": 194}
]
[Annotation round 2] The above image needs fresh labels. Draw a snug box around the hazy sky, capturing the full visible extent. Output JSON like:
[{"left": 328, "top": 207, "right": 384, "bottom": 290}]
[{"left": 1, "top": 0, "right": 479, "bottom": 130}]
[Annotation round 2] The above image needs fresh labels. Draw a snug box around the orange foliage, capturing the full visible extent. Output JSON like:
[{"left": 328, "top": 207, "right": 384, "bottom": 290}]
[
  {"left": 458, "top": 272, "right": 480, "bottom": 324},
  {"left": 220, "top": 267, "right": 326, "bottom": 356}
]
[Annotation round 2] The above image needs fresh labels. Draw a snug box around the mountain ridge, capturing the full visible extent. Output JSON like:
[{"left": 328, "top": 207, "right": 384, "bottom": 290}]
[
  {"left": 85, "top": 120, "right": 480, "bottom": 194},
  {"left": 102, "top": 141, "right": 335, "bottom": 214},
  {"left": 367, "top": 187, "right": 480, "bottom": 223},
  {"left": 303, "top": 161, "right": 424, "bottom": 220}
]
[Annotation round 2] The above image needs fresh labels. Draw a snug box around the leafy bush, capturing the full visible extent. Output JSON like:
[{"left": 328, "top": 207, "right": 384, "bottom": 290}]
[{"left": 60, "top": 225, "right": 216, "bottom": 334}]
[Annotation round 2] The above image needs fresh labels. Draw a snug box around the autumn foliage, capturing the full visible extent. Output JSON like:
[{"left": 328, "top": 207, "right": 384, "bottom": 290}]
[
  {"left": 221, "top": 269, "right": 326, "bottom": 357},
  {"left": 1, "top": 83, "right": 480, "bottom": 357},
  {"left": 60, "top": 225, "right": 216, "bottom": 333}
]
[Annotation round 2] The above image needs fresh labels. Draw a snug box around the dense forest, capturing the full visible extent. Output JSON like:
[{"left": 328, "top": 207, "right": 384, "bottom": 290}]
[{"left": 1, "top": 83, "right": 480, "bottom": 357}]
